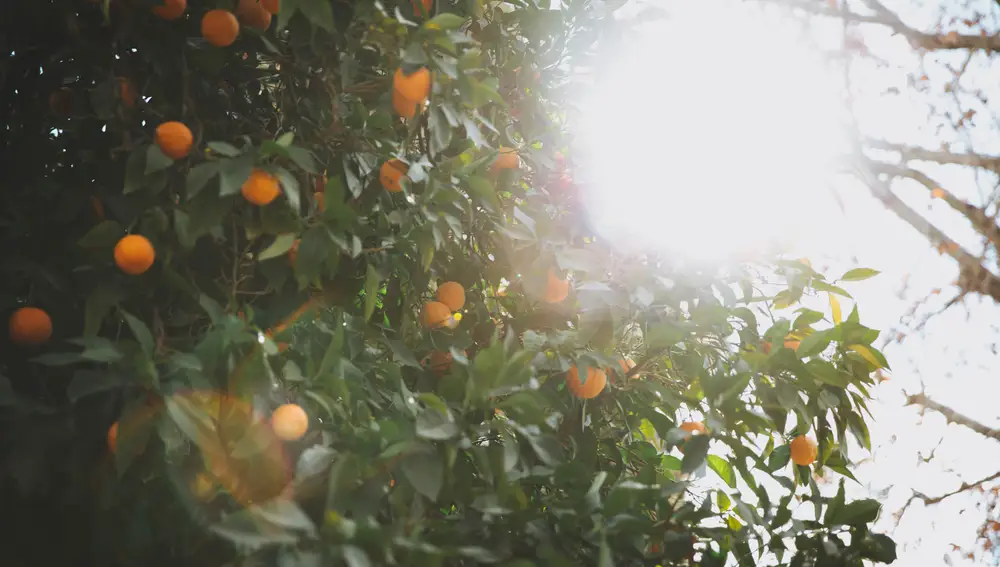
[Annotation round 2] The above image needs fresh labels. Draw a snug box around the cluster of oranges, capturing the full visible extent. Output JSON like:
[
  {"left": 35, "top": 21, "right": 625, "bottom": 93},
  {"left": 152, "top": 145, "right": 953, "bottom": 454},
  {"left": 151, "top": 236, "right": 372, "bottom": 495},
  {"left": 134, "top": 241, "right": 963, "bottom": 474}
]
[{"left": 148, "top": 0, "right": 279, "bottom": 46}]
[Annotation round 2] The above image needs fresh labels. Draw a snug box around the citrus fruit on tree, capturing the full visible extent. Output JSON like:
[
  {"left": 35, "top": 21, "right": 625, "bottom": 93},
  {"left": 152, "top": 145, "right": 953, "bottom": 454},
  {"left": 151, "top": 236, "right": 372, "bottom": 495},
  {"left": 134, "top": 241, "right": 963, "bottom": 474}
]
[
  {"left": 428, "top": 350, "right": 456, "bottom": 374},
  {"left": 154, "top": 121, "right": 193, "bottom": 159},
  {"left": 393, "top": 67, "right": 431, "bottom": 103},
  {"left": 493, "top": 146, "right": 519, "bottom": 170},
  {"left": 114, "top": 234, "right": 156, "bottom": 275},
  {"left": 380, "top": 159, "right": 408, "bottom": 193},
  {"left": 260, "top": 0, "right": 279, "bottom": 14},
  {"left": 790, "top": 435, "right": 818, "bottom": 466},
  {"left": 202, "top": 10, "right": 240, "bottom": 47},
  {"left": 271, "top": 403, "right": 309, "bottom": 441},
  {"left": 565, "top": 365, "right": 607, "bottom": 399},
  {"left": 616, "top": 357, "right": 636, "bottom": 379},
  {"left": 236, "top": 0, "right": 272, "bottom": 31},
  {"left": 420, "top": 301, "right": 452, "bottom": 329},
  {"left": 151, "top": 0, "right": 186, "bottom": 20},
  {"left": 392, "top": 89, "right": 422, "bottom": 119},
  {"left": 679, "top": 421, "right": 707, "bottom": 435},
  {"left": 543, "top": 269, "right": 570, "bottom": 303},
  {"left": 436, "top": 281, "right": 465, "bottom": 311},
  {"left": 108, "top": 422, "right": 119, "bottom": 452},
  {"left": 9, "top": 307, "right": 53, "bottom": 346},
  {"left": 241, "top": 169, "right": 280, "bottom": 205}
]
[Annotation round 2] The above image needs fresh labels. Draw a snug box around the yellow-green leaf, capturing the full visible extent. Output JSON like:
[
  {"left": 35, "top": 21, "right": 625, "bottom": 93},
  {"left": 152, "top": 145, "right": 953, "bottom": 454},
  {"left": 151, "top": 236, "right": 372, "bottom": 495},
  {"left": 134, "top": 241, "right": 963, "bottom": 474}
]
[
  {"left": 829, "top": 293, "right": 842, "bottom": 325},
  {"left": 848, "top": 344, "right": 883, "bottom": 369}
]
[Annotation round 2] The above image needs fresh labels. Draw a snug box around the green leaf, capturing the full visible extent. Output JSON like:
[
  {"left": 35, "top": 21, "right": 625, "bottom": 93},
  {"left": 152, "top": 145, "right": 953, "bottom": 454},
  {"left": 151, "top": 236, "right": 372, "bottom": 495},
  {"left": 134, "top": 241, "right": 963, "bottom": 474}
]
[
  {"left": 401, "top": 447, "right": 443, "bottom": 501},
  {"left": 286, "top": 146, "right": 318, "bottom": 173},
  {"left": 829, "top": 498, "right": 880, "bottom": 526},
  {"left": 805, "top": 360, "right": 851, "bottom": 388},
  {"left": 123, "top": 147, "right": 147, "bottom": 194},
  {"left": 863, "top": 534, "right": 897, "bottom": 563},
  {"left": 78, "top": 220, "right": 124, "bottom": 249},
  {"left": 218, "top": 155, "right": 255, "bottom": 197},
  {"left": 186, "top": 162, "right": 220, "bottom": 199},
  {"left": 32, "top": 353, "right": 84, "bottom": 366},
  {"left": 795, "top": 329, "right": 832, "bottom": 358},
  {"left": 716, "top": 490, "right": 732, "bottom": 511},
  {"left": 276, "top": 132, "right": 295, "bottom": 147},
  {"left": 415, "top": 406, "right": 458, "bottom": 440},
  {"left": 707, "top": 455, "right": 737, "bottom": 488},
  {"left": 363, "top": 264, "right": 380, "bottom": 321},
  {"left": 207, "top": 141, "right": 243, "bottom": 157},
  {"left": 681, "top": 435, "right": 710, "bottom": 473},
  {"left": 426, "top": 13, "right": 466, "bottom": 30},
  {"left": 250, "top": 498, "right": 317, "bottom": 535},
  {"left": 839, "top": 268, "right": 880, "bottom": 282},
  {"left": 145, "top": 144, "right": 174, "bottom": 174},
  {"left": 298, "top": 0, "right": 335, "bottom": 32},
  {"left": 120, "top": 310, "right": 155, "bottom": 357},
  {"left": 343, "top": 545, "right": 372, "bottom": 567},
  {"left": 259, "top": 233, "right": 298, "bottom": 260},
  {"left": 67, "top": 370, "right": 124, "bottom": 402},
  {"left": 165, "top": 393, "right": 217, "bottom": 446},
  {"left": 767, "top": 445, "right": 791, "bottom": 471}
]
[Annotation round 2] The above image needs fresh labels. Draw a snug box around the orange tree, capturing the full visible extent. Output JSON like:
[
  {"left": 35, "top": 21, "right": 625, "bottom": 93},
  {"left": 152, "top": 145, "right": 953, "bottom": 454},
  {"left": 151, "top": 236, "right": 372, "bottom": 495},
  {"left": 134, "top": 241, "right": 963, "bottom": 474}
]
[{"left": 0, "top": 1, "right": 897, "bottom": 566}]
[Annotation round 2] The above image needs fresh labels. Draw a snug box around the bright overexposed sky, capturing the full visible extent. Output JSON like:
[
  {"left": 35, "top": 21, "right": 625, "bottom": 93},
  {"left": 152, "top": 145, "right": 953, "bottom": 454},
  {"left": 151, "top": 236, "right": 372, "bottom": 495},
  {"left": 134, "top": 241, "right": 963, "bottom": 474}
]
[{"left": 576, "top": 0, "right": 1000, "bottom": 564}]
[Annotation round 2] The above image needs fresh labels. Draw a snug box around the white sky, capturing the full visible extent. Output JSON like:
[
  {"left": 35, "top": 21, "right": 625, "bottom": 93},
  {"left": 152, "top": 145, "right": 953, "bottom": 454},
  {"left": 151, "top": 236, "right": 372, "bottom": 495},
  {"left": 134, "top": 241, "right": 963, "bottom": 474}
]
[{"left": 576, "top": 0, "right": 1000, "bottom": 564}]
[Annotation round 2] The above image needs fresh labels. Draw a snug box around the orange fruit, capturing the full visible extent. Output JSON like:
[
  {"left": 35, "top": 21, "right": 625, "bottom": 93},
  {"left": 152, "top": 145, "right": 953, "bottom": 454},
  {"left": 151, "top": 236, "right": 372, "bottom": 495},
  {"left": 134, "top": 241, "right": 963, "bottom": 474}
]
[
  {"left": 202, "top": 10, "right": 240, "bottom": 47},
  {"left": 288, "top": 239, "right": 300, "bottom": 266},
  {"left": 152, "top": 0, "right": 186, "bottom": 20},
  {"left": 241, "top": 168, "right": 281, "bottom": 205},
  {"left": 428, "top": 350, "right": 455, "bottom": 374},
  {"left": 410, "top": 0, "right": 432, "bottom": 14},
  {"left": 114, "top": 234, "right": 156, "bottom": 275},
  {"left": 9, "top": 307, "right": 53, "bottom": 346},
  {"left": 492, "top": 146, "right": 519, "bottom": 170},
  {"left": 314, "top": 191, "right": 326, "bottom": 212},
  {"left": 616, "top": 357, "right": 636, "bottom": 379},
  {"left": 565, "top": 365, "right": 607, "bottom": 399},
  {"left": 380, "top": 159, "right": 408, "bottom": 193},
  {"left": 393, "top": 67, "right": 431, "bottom": 103},
  {"left": 542, "top": 270, "right": 570, "bottom": 303},
  {"left": 236, "top": 0, "right": 271, "bottom": 31},
  {"left": 790, "top": 435, "right": 818, "bottom": 466},
  {"left": 783, "top": 339, "right": 800, "bottom": 351},
  {"left": 392, "top": 89, "right": 422, "bottom": 119},
  {"left": 679, "top": 421, "right": 707, "bottom": 435},
  {"left": 154, "top": 121, "right": 193, "bottom": 159},
  {"left": 108, "top": 422, "right": 119, "bottom": 452},
  {"left": 420, "top": 301, "right": 452, "bottom": 329},
  {"left": 261, "top": 0, "right": 280, "bottom": 13},
  {"left": 118, "top": 78, "right": 137, "bottom": 108},
  {"left": 436, "top": 281, "right": 465, "bottom": 311},
  {"left": 271, "top": 403, "right": 308, "bottom": 441}
]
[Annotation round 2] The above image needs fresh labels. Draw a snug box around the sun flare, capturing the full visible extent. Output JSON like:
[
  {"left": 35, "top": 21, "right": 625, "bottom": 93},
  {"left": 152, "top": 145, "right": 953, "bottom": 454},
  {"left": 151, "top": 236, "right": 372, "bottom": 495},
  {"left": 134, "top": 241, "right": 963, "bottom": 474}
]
[{"left": 576, "top": 1, "right": 850, "bottom": 264}]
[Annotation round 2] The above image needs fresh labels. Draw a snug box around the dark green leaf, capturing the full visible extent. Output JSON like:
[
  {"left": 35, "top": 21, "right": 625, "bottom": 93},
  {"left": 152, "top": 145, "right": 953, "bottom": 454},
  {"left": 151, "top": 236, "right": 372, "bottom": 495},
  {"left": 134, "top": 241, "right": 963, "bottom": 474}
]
[{"left": 401, "top": 447, "right": 443, "bottom": 501}]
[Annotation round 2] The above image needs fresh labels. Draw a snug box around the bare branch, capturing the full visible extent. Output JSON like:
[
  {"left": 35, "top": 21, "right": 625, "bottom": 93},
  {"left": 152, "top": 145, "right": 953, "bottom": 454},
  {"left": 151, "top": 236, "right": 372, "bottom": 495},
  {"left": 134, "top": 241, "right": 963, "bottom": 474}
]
[
  {"left": 906, "top": 392, "right": 1000, "bottom": 442},
  {"left": 914, "top": 470, "right": 1000, "bottom": 505},
  {"left": 866, "top": 140, "right": 1000, "bottom": 173},
  {"left": 758, "top": 0, "right": 1000, "bottom": 52}
]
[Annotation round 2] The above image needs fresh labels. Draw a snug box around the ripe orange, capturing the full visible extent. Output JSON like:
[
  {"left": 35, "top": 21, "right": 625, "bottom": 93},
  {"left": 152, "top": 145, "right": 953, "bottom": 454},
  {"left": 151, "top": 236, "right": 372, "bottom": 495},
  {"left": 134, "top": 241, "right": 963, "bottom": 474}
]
[
  {"left": 202, "top": 10, "right": 240, "bottom": 47},
  {"left": 154, "top": 121, "right": 193, "bottom": 159},
  {"left": 236, "top": 0, "right": 271, "bottom": 31},
  {"left": 420, "top": 301, "right": 452, "bottom": 329},
  {"left": 543, "top": 269, "right": 570, "bottom": 303},
  {"left": 790, "top": 435, "right": 818, "bottom": 466},
  {"left": 784, "top": 339, "right": 801, "bottom": 351},
  {"left": 411, "top": 0, "right": 432, "bottom": 14},
  {"left": 118, "top": 78, "right": 137, "bottom": 108},
  {"left": 114, "top": 234, "right": 156, "bottom": 275},
  {"left": 241, "top": 168, "right": 281, "bottom": 205},
  {"left": 392, "top": 89, "right": 421, "bottom": 119},
  {"left": 261, "top": 0, "right": 280, "bottom": 14},
  {"left": 271, "top": 403, "right": 308, "bottom": 441},
  {"left": 436, "top": 281, "right": 465, "bottom": 311},
  {"left": 428, "top": 350, "right": 455, "bottom": 374},
  {"left": 152, "top": 0, "right": 186, "bottom": 20},
  {"left": 565, "top": 365, "right": 607, "bottom": 399},
  {"left": 9, "top": 307, "right": 53, "bottom": 346},
  {"left": 393, "top": 67, "right": 431, "bottom": 103},
  {"left": 493, "top": 146, "right": 519, "bottom": 170},
  {"left": 380, "top": 159, "right": 408, "bottom": 193},
  {"left": 108, "top": 422, "right": 119, "bottom": 452},
  {"left": 679, "top": 421, "right": 707, "bottom": 435}
]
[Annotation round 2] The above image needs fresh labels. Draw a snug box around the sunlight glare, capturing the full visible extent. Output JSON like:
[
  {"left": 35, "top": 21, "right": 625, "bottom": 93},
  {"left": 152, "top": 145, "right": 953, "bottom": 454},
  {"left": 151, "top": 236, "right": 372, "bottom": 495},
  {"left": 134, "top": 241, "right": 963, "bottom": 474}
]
[{"left": 576, "top": 1, "right": 849, "bottom": 265}]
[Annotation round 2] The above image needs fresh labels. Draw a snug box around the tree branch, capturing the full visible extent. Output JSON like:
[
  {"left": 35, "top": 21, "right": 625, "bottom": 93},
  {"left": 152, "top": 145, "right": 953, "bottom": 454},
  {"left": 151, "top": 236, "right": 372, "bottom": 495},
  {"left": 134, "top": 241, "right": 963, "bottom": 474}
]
[
  {"left": 915, "top": 470, "right": 1000, "bottom": 505},
  {"left": 866, "top": 140, "right": 1000, "bottom": 173},
  {"left": 758, "top": 0, "right": 1000, "bottom": 52},
  {"left": 906, "top": 392, "right": 1000, "bottom": 442}
]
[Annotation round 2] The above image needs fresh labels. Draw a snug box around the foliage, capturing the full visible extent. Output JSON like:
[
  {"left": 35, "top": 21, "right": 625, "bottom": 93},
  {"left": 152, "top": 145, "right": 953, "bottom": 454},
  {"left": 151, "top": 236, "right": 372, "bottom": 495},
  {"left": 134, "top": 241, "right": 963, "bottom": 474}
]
[{"left": 0, "top": 1, "right": 896, "bottom": 566}]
